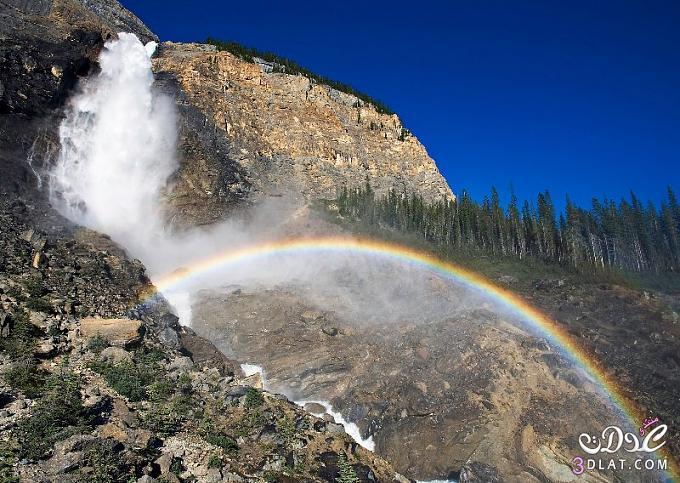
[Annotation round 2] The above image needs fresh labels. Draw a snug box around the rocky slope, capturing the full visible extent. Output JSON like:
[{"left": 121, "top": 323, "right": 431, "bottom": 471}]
[
  {"left": 152, "top": 42, "right": 453, "bottom": 226},
  {"left": 0, "top": 201, "right": 398, "bottom": 482}
]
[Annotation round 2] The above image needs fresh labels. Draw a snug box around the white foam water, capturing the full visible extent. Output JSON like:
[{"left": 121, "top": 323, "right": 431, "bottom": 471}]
[
  {"left": 48, "top": 32, "right": 177, "bottom": 260},
  {"left": 294, "top": 399, "right": 375, "bottom": 451}
]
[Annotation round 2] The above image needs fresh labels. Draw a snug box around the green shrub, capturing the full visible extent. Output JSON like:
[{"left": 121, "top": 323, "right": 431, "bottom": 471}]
[
  {"left": 275, "top": 415, "right": 295, "bottom": 443},
  {"left": 85, "top": 335, "right": 109, "bottom": 355},
  {"left": 25, "top": 297, "right": 51, "bottom": 313},
  {"left": 199, "top": 416, "right": 238, "bottom": 452},
  {"left": 88, "top": 360, "right": 152, "bottom": 402},
  {"left": 337, "top": 454, "right": 359, "bottom": 483},
  {"left": 15, "top": 370, "right": 88, "bottom": 460},
  {"left": 0, "top": 440, "right": 19, "bottom": 483},
  {"left": 203, "top": 433, "right": 238, "bottom": 452},
  {"left": 0, "top": 312, "right": 38, "bottom": 359},
  {"left": 23, "top": 277, "right": 44, "bottom": 298},
  {"left": 4, "top": 360, "right": 46, "bottom": 398},
  {"left": 244, "top": 388, "right": 263, "bottom": 408},
  {"left": 170, "top": 457, "right": 184, "bottom": 476},
  {"left": 148, "top": 379, "right": 174, "bottom": 403},
  {"left": 263, "top": 471, "right": 278, "bottom": 482},
  {"left": 207, "top": 454, "right": 222, "bottom": 469},
  {"left": 76, "top": 439, "right": 134, "bottom": 483},
  {"left": 135, "top": 346, "right": 167, "bottom": 366},
  {"left": 6, "top": 286, "right": 25, "bottom": 302},
  {"left": 139, "top": 404, "right": 181, "bottom": 437}
]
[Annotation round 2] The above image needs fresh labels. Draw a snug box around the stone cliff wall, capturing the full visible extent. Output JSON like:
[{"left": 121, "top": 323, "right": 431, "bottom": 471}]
[{"left": 153, "top": 42, "right": 453, "bottom": 224}]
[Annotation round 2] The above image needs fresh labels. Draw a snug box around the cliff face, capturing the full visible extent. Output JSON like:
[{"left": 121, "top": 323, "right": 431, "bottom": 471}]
[{"left": 153, "top": 42, "right": 453, "bottom": 225}]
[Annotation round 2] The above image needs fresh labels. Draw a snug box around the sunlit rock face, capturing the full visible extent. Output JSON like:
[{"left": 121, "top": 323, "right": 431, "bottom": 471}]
[{"left": 152, "top": 42, "right": 453, "bottom": 225}]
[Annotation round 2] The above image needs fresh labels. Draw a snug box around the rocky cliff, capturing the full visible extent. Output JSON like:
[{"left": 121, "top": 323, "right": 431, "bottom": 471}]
[
  {"left": 0, "top": 1, "right": 404, "bottom": 481},
  {"left": 153, "top": 42, "right": 453, "bottom": 226}
]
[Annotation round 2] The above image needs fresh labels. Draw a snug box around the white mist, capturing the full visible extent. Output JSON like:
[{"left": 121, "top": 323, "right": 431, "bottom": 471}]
[{"left": 49, "top": 33, "right": 177, "bottom": 259}]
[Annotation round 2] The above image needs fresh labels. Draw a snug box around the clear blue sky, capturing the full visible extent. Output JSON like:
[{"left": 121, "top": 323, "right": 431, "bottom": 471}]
[{"left": 121, "top": 0, "right": 680, "bottom": 212}]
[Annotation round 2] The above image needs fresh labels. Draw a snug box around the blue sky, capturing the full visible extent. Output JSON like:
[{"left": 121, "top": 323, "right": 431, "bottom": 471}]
[{"left": 121, "top": 0, "right": 680, "bottom": 212}]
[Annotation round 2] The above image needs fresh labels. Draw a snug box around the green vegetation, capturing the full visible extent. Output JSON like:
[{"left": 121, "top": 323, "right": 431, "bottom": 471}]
[
  {"left": 244, "top": 387, "right": 264, "bottom": 408},
  {"left": 335, "top": 182, "right": 680, "bottom": 287},
  {"left": 0, "top": 312, "right": 37, "bottom": 360},
  {"left": 170, "top": 457, "right": 184, "bottom": 477},
  {"left": 275, "top": 415, "right": 296, "bottom": 443},
  {"left": 88, "top": 360, "right": 152, "bottom": 401},
  {"left": 207, "top": 454, "right": 222, "bottom": 469},
  {"left": 15, "top": 369, "right": 89, "bottom": 460},
  {"left": 86, "top": 334, "right": 109, "bottom": 354},
  {"left": 4, "top": 360, "right": 46, "bottom": 398},
  {"left": 88, "top": 346, "right": 168, "bottom": 402},
  {"left": 23, "top": 276, "right": 43, "bottom": 298},
  {"left": 337, "top": 453, "right": 359, "bottom": 483},
  {"left": 205, "top": 37, "right": 394, "bottom": 115},
  {"left": 0, "top": 440, "right": 19, "bottom": 483},
  {"left": 199, "top": 417, "right": 238, "bottom": 452},
  {"left": 25, "top": 297, "right": 51, "bottom": 313},
  {"left": 1, "top": 311, "right": 46, "bottom": 398},
  {"left": 77, "top": 439, "right": 134, "bottom": 483}
]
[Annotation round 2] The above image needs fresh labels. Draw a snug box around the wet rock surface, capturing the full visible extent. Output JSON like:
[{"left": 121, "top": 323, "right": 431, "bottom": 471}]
[{"left": 191, "top": 285, "right": 667, "bottom": 481}]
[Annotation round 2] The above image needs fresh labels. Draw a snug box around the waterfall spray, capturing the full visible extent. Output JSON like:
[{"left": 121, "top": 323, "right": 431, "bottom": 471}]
[{"left": 49, "top": 33, "right": 177, "bottom": 258}]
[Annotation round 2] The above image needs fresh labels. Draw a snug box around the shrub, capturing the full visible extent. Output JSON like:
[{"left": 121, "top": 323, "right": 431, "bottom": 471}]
[
  {"left": 86, "top": 335, "right": 109, "bottom": 355},
  {"left": 199, "top": 416, "right": 238, "bottom": 452},
  {"left": 15, "top": 370, "right": 88, "bottom": 460},
  {"left": 23, "top": 277, "right": 44, "bottom": 298},
  {"left": 275, "top": 415, "right": 295, "bottom": 443},
  {"left": 337, "top": 454, "right": 359, "bottom": 483},
  {"left": 25, "top": 297, "right": 51, "bottom": 313},
  {"left": 0, "top": 312, "right": 37, "bottom": 359},
  {"left": 0, "top": 440, "right": 19, "bottom": 483},
  {"left": 139, "top": 404, "right": 181, "bottom": 437},
  {"left": 244, "top": 388, "right": 264, "bottom": 408},
  {"left": 77, "top": 439, "right": 134, "bottom": 483},
  {"left": 88, "top": 360, "right": 152, "bottom": 402},
  {"left": 147, "top": 379, "right": 174, "bottom": 403},
  {"left": 4, "top": 360, "right": 46, "bottom": 398},
  {"left": 207, "top": 454, "right": 222, "bottom": 469},
  {"left": 203, "top": 433, "right": 238, "bottom": 452},
  {"left": 170, "top": 457, "right": 184, "bottom": 476}
]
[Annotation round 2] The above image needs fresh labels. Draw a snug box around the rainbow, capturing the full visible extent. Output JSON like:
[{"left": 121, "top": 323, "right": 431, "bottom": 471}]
[{"left": 146, "top": 235, "right": 677, "bottom": 480}]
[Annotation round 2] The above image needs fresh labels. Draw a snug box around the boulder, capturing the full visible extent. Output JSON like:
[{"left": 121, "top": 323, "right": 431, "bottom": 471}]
[
  {"left": 99, "top": 346, "right": 132, "bottom": 364},
  {"left": 81, "top": 317, "right": 143, "bottom": 347},
  {"left": 304, "top": 402, "right": 326, "bottom": 415}
]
